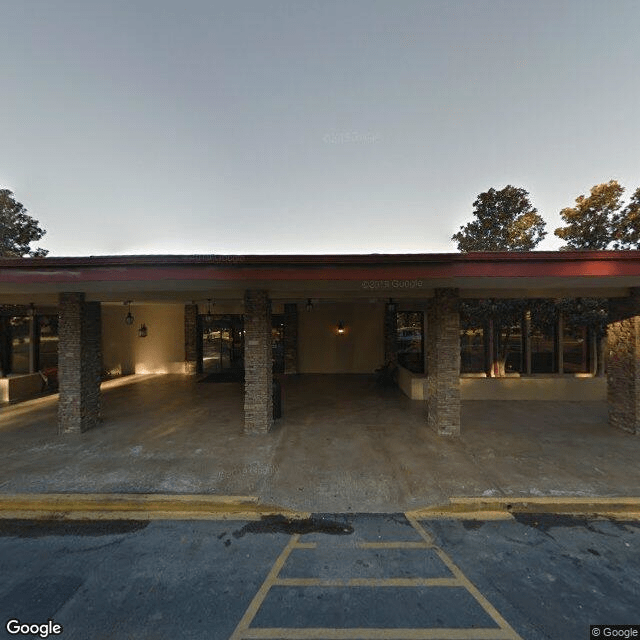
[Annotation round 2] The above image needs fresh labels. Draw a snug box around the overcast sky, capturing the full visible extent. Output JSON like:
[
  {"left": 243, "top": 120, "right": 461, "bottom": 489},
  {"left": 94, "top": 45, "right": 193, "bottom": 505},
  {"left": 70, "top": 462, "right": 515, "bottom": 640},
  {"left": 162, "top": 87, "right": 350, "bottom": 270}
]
[{"left": 2, "top": 1, "right": 639, "bottom": 256}]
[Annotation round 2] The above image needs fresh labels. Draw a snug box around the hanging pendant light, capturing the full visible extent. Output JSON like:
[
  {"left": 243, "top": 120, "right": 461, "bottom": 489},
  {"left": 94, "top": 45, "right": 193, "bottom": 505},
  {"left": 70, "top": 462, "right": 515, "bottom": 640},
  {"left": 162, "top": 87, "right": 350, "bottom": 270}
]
[{"left": 124, "top": 301, "right": 134, "bottom": 326}]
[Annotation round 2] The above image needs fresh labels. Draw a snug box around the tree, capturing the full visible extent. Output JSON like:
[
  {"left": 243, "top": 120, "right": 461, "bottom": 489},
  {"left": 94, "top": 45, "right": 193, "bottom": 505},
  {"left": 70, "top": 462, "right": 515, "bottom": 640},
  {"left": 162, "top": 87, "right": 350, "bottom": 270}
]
[
  {"left": 0, "top": 189, "right": 48, "bottom": 257},
  {"left": 554, "top": 180, "right": 624, "bottom": 250},
  {"left": 453, "top": 186, "right": 546, "bottom": 374},
  {"left": 612, "top": 187, "right": 640, "bottom": 249},
  {"left": 452, "top": 185, "right": 546, "bottom": 252}
]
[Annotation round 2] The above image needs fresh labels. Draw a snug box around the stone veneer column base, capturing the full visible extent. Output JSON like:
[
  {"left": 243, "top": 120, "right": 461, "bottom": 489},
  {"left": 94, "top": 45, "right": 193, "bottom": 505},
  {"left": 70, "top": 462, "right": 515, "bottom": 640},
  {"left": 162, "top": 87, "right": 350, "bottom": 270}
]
[
  {"left": 58, "top": 293, "right": 102, "bottom": 434},
  {"left": 426, "top": 289, "right": 460, "bottom": 436},
  {"left": 244, "top": 290, "right": 273, "bottom": 433}
]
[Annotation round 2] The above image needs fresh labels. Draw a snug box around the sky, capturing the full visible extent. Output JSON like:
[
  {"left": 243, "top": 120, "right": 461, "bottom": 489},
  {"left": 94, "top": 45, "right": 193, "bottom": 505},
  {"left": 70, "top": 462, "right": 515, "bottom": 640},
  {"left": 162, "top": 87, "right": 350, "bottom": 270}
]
[{"left": 1, "top": 0, "right": 639, "bottom": 257}]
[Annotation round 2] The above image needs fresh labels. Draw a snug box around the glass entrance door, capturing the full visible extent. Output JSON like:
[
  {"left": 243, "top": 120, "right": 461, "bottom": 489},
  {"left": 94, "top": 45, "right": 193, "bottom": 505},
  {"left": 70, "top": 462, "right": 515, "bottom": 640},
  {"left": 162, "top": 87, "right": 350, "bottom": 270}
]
[{"left": 200, "top": 315, "right": 244, "bottom": 374}]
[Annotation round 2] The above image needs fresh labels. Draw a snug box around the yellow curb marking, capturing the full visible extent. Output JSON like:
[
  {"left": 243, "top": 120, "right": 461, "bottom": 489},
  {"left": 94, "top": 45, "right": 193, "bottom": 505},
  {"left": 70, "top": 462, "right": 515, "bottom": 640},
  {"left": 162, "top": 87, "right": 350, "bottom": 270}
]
[
  {"left": 407, "top": 496, "right": 640, "bottom": 521},
  {"left": 449, "top": 496, "right": 640, "bottom": 505},
  {"left": 0, "top": 493, "right": 259, "bottom": 506},
  {"left": 0, "top": 493, "right": 311, "bottom": 521},
  {"left": 413, "top": 511, "right": 514, "bottom": 521}
]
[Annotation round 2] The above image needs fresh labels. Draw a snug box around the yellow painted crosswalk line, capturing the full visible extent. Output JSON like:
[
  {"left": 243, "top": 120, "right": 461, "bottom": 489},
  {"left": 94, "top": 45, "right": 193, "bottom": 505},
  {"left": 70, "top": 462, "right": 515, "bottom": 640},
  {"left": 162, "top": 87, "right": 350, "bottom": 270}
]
[
  {"left": 240, "top": 628, "right": 518, "bottom": 639},
  {"left": 274, "top": 577, "right": 461, "bottom": 587},
  {"left": 230, "top": 516, "right": 523, "bottom": 640},
  {"left": 229, "top": 534, "right": 301, "bottom": 640},
  {"left": 358, "top": 541, "right": 431, "bottom": 549},
  {"left": 407, "top": 517, "right": 522, "bottom": 640}
]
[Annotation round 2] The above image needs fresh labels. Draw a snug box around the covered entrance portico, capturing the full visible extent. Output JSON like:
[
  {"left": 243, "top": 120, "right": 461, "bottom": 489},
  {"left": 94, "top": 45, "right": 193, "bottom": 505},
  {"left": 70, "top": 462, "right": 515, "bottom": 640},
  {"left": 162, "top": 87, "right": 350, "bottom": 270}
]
[
  {"left": 2, "top": 252, "right": 640, "bottom": 439},
  {"left": 2, "top": 372, "right": 640, "bottom": 512}
]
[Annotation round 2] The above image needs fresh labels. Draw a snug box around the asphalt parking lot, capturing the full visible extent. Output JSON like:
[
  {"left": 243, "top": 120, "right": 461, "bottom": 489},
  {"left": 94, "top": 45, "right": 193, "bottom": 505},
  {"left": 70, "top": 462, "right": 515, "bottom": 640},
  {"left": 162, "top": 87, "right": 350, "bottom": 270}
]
[{"left": 0, "top": 513, "right": 638, "bottom": 640}]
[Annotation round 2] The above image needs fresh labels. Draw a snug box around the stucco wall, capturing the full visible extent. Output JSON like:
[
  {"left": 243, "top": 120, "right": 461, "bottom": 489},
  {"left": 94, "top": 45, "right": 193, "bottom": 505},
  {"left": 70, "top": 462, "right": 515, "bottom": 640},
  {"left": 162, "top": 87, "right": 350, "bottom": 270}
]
[
  {"left": 460, "top": 376, "right": 607, "bottom": 401},
  {"left": 398, "top": 367, "right": 606, "bottom": 401},
  {"left": 102, "top": 303, "right": 184, "bottom": 375},
  {"left": 0, "top": 373, "right": 43, "bottom": 402},
  {"left": 397, "top": 365, "right": 427, "bottom": 400},
  {"left": 298, "top": 302, "right": 385, "bottom": 373}
]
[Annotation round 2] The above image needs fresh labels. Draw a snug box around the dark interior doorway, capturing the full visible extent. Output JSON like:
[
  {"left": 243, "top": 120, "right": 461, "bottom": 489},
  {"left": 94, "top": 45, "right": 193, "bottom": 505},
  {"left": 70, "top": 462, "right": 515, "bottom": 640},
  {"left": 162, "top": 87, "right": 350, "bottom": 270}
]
[
  {"left": 197, "top": 313, "right": 286, "bottom": 381},
  {"left": 198, "top": 315, "right": 244, "bottom": 378}
]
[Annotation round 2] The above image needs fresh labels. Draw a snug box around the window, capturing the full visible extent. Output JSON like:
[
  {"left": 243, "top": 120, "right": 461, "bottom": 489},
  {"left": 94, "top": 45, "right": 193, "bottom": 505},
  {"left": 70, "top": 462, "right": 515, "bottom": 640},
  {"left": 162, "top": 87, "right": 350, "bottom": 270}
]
[
  {"left": 396, "top": 312, "right": 424, "bottom": 373},
  {"left": 529, "top": 305, "right": 557, "bottom": 374},
  {"left": 460, "top": 326, "right": 485, "bottom": 374},
  {"left": 563, "top": 324, "right": 591, "bottom": 374},
  {"left": 496, "top": 319, "right": 524, "bottom": 374},
  {"left": 458, "top": 299, "right": 599, "bottom": 377},
  {"left": 10, "top": 316, "right": 31, "bottom": 374},
  {"left": 38, "top": 315, "right": 59, "bottom": 371}
]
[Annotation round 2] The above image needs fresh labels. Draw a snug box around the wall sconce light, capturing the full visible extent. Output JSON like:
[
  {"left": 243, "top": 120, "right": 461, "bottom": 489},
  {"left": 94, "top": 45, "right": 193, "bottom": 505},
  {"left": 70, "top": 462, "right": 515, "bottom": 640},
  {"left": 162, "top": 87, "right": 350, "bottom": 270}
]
[
  {"left": 28, "top": 302, "right": 36, "bottom": 317},
  {"left": 137, "top": 323, "right": 148, "bottom": 338},
  {"left": 386, "top": 298, "right": 397, "bottom": 313},
  {"left": 124, "top": 300, "right": 134, "bottom": 326},
  {"left": 337, "top": 321, "right": 345, "bottom": 335},
  {"left": 204, "top": 298, "right": 215, "bottom": 323},
  {"left": 306, "top": 298, "right": 313, "bottom": 312}
]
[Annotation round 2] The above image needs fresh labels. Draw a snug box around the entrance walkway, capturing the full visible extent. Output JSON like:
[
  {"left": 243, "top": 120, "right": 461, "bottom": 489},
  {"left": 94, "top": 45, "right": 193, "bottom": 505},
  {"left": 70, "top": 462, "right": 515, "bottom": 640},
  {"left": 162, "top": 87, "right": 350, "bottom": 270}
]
[{"left": 1, "top": 374, "right": 639, "bottom": 512}]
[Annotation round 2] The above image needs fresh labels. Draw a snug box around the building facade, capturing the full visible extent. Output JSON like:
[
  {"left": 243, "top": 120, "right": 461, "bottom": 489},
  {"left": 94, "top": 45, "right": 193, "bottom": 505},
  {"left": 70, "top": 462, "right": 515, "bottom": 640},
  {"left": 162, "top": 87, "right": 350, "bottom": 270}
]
[{"left": 1, "top": 251, "right": 640, "bottom": 435}]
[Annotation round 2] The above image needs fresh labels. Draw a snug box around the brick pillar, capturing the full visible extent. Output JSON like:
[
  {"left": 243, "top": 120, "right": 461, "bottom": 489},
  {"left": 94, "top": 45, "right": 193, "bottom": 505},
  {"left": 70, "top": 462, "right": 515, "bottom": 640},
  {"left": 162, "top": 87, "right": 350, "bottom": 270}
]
[
  {"left": 426, "top": 289, "right": 460, "bottom": 436},
  {"left": 244, "top": 290, "right": 273, "bottom": 433},
  {"left": 607, "top": 289, "right": 640, "bottom": 434},
  {"left": 184, "top": 303, "right": 199, "bottom": 374},
  {"left": 284, "top": 303, "right": 298, "bottom": 374},
  {"left": 58, "top": 293, "right": 102, "bottom": 434},
  {"left": 384, "top": 304, "right": 398, "bottom": 365}
]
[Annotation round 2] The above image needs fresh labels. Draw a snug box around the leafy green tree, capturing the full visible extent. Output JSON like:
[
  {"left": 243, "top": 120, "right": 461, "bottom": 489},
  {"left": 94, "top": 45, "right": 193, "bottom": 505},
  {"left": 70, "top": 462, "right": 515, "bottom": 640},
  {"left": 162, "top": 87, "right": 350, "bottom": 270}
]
[
  {"left": 452, "top": 185, "right": 546, "bottom": 252},
  {"left": 453, "top": 186, "right": 546, "bottom": 374},
  {"left": 554, "top": 181, "right": 624, "bottom": 250},
  {"left": 0, "top": 189, "right": 48, "bottom": 257},
  {"left": 612, "top": 187, "right": 640, "bottom": 249}
]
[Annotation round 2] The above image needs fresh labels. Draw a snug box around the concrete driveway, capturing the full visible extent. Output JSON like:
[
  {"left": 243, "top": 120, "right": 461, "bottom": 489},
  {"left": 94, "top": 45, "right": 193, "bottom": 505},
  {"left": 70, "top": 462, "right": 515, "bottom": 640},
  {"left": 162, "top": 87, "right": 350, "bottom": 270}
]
[{"left": 1, "top": 374, "right": 639, "bottom": 512}]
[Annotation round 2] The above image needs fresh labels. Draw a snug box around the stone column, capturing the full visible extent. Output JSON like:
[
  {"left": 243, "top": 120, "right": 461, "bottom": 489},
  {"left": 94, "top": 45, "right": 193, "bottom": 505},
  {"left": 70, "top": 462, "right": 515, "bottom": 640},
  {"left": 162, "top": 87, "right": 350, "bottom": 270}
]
[
  {"left": 58, "top": 293, "right": 102, "bottom": 434},
  {"left": 426, "top": 289, "right": 460, "bottom": 436},
  {"left": 184, "top": 303, "right": 199, "bottom": 374},
  {"left": 284, "top": 303, "right": 298, "bottom": 374},
  {"left": 383, "top": 304, "right": 398, "bottom": 365},
  {"left": 607, "top": 289, "right": 640, "bottom": 434},
  {"left": 244, "top": 290, "right": 273, "bottom": 433}
]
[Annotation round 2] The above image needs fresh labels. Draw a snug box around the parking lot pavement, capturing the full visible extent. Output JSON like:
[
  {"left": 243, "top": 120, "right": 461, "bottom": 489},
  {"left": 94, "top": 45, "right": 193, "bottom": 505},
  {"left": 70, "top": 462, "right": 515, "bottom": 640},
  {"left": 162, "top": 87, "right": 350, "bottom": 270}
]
[
  {"left": 0, "top": 514, "right": 638, "bottom": 639},
  {"left": 422, "top": 514, "right": 640, "bottom": 640}
]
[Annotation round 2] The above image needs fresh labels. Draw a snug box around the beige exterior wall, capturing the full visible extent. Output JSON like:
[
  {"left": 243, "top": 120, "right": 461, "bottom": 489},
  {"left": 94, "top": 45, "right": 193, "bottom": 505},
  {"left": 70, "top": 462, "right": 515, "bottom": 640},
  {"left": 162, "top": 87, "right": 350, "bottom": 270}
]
[
  {"left": 0, "top": 373, "right": 43, "bottom": 402},
  {"left": 397, "top": 365, "right": 606, "bottom": 401},
  {"left": 460, "top": 376, "right": 606, "bottom": 401},
  {"left": 102, "top": 303, "right": 185, "bottom": 375},
  {"left": 397, "top": 365, "right": 427, "bottom": 400},
  {"left": 298, "top": 302, "right": 385, "bottom": 373}
]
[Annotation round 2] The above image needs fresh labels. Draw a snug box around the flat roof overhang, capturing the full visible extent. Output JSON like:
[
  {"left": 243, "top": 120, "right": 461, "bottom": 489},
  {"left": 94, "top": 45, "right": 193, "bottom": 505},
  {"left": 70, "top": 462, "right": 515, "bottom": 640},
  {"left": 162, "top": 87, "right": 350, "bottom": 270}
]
[{"left": 2, "top": 251, "right": 640, "bottom": 305}]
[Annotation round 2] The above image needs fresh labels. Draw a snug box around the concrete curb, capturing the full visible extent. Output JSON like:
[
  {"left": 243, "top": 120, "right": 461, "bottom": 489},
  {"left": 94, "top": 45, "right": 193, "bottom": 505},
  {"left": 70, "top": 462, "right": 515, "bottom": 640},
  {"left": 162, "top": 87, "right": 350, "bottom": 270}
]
[
  {"left": 0, "top": 493, "right": 311, "bottom": 521},
  {"left": 407, "top": 496, "right": 640, "bottom": 520}
]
